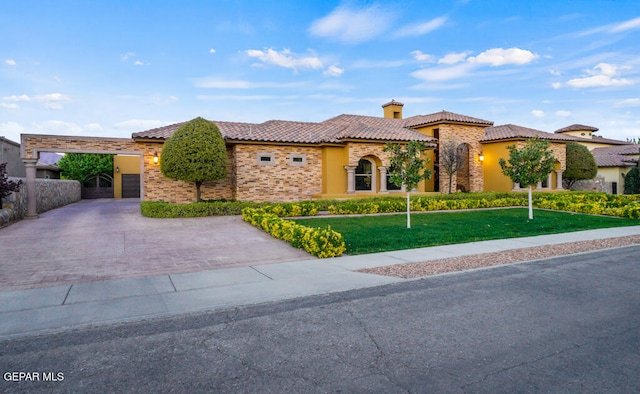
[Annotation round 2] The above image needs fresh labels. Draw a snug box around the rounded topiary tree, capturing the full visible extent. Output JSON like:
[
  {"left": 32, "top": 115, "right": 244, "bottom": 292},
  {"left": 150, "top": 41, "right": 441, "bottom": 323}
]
[
  {"left": 563, "top": 142, "right": 597, "bottom": 189},
  {"left": 160, "top": 117, "right": 227, "bottom": 202},
  {"left": 624, "top": 166, "right": 640, "bottom": 194}
]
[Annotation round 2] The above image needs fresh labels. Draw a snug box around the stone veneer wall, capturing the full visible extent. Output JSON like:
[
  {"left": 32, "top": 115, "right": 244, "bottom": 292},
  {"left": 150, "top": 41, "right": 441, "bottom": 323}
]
[
  {"left": 234, "top": 144, "right": 323, "bottom": 202},
  {"left": 0, "top": 178, "right": 80, "bottom": 228},
  {"left": 347, "top": 142, "right": 392, "bottom": 166},
  {"left": 144, "top": 146, "right": 235, "bottom": 204},
  {"left": 438, "top": 124, "right": 487, "bottom": 193}
]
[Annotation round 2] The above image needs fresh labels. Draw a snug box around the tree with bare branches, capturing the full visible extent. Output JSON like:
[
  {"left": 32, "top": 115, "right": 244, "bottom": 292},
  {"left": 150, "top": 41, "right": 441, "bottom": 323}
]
[{"left": 439, "top": 139, "right": 466, "bottom": 194}]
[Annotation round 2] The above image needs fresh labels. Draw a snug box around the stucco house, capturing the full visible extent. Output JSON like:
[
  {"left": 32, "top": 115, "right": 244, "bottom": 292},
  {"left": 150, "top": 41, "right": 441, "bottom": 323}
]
[
  {"left": 129, "top": 100, "right": 572, "bottom": 203},
  {"left": 20, "top": 100, "right": 636, "bottom": 215}
]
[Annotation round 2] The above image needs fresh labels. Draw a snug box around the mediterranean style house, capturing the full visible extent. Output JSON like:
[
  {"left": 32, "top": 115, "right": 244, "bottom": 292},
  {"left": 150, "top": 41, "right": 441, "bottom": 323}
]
[{"left": 19, "top": 100, "right": 637, "bottom": 214}]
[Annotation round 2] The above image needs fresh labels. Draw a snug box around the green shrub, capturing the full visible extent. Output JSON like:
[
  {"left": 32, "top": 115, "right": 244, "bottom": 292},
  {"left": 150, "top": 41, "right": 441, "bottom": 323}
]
[{"left": 242, "top": 208, "right": 346, "bottom": 258}]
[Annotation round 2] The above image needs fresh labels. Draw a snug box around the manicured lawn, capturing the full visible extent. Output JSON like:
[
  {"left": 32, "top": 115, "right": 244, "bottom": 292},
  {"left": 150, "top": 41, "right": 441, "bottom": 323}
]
[{"left": 293, "top": 208, "right": 640, "bottom": 255}]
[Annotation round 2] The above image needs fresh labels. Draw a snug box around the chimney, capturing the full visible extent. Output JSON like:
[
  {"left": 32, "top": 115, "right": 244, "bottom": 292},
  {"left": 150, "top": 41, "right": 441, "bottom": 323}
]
[{"left": 382, "top": 99, "right": 404, "bottom": 119}]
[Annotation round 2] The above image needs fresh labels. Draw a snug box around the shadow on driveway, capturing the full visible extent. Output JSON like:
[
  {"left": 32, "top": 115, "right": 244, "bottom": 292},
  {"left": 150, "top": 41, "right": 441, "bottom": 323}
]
[{"left": 0, "top": 199, "right": 314, "bottom": 291}]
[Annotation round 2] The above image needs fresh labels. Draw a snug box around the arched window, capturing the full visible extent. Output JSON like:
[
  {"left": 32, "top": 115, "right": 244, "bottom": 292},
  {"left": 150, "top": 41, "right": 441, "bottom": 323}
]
[{"left": 355, "top": 159, "right": 374, "bottom": 191}]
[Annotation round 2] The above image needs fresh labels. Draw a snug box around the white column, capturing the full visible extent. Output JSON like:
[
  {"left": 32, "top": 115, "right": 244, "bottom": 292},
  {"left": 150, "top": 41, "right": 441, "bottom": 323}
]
[
  {"left": 512, "top": 182, "right": 521, "bottom": 191},
  {"left": 555, "top": 170, "right": 564, "bottom": 190},
  {"left": 378, "top": 166, "right": 388, "bottom": 193},
  {"left": 345, "top": 166, "right": 356, "bottom": 194},
  {"left": 536, "top": 181, "right": 543, "bottom": 190},
  {"left": 546, "top": 173, "right": 552, "bottom": 189},
  {"left": 24, "top": 160, "right": 38, "bottom": 219}
]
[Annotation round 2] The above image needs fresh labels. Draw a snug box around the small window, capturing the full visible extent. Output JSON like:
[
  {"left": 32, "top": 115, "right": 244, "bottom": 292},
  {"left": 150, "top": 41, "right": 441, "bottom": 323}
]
[
  {"left": 256, "top": 153, "right": 275, "bottom": 166},
  {"left": 289, "top": 154, "right": 306, "bottom": 166}
]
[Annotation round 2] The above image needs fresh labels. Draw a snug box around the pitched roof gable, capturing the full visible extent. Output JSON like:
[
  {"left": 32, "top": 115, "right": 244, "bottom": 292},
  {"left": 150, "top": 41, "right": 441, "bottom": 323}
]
[
  {"left": 555, "top": 124, "right": 599, "bottom": 133},
  {"left": 481, "top": 124, "right": 578, "bottom": 142},
  {"left": 132, "top": 115, "right": 436, "bottom": 145},
  {"left": 404, "top": 110, "right": 493, "bottom": 128}
]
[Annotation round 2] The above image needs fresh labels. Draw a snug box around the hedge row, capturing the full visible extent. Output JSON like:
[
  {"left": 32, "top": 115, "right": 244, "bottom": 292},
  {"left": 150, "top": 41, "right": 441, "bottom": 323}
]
[
  {"left": 242, "top": 208, "right": 346, "bottom": 258},
  {"left": 142, "top": 192, "right": 640, "bottom": 220},
  {"left": 141, "top": 200, "right": 319, "bottom": 218},
  {"left": 327, "top": 196, "right": 529, "bottom": 214},
  {"left": 534, "top": 193, "right": 640, "bottom": 218}
]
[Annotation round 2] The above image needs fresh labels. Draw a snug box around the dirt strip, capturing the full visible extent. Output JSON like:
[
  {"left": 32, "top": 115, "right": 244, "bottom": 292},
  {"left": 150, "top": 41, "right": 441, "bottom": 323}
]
[{"left": 358, "top": 235, "right": 640, "bottom": 279}]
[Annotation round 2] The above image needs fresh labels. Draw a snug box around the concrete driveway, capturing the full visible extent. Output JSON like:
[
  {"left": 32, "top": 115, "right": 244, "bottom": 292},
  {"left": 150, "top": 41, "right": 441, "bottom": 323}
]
[{"left": 0, "top": 199, "right": 314, "bottom": 291}]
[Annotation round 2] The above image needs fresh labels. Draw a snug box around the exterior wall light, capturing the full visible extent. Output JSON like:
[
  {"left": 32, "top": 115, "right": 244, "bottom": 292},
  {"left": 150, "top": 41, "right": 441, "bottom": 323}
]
[
  {"left": 115, "top": 166, "right": 120, "bottom": 173},
  {"left": 153, "top": 151, "right": 159, "bottom": 164},
  {"left": 478, "top": 153, "right": 485, "bottom": 162}
]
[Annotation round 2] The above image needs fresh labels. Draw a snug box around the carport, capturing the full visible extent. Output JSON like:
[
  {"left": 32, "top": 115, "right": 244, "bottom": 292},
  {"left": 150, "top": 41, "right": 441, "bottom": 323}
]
[{"left": 20, "top": 134, "right": 154, "bottom": 218}]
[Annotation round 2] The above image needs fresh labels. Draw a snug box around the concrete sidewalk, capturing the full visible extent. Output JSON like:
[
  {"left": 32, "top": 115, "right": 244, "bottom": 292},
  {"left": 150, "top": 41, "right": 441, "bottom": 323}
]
[{"left": 2, "top": 225, "right": 640, "bottom": 340}]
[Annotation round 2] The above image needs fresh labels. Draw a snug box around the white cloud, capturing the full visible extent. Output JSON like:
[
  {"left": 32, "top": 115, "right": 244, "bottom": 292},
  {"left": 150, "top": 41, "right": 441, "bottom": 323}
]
[
  {"left": 411, "top": 50, "right": 435, "bottom": 63},
  {"left": 209, "top": 48, "right": 216, "bottom": 54},
  {"left": 120, "top": 52, "right": 136, "bottom": 61},
  {"left": 556, "top": 110, "right": 571, "bottom": 117},
  {"left": 410, "top": 63, "right": 474, "bottom": 82},
  {"left": 34, "top": 93, "right": 71, "bottom": 109},
  {"left": 2, "top": 93, "right": 70, "bottom": 109},
  {"left": 0, "top": 103, "right": 19, "bottom": 109},
  {"left": 323, "top": 65, "right": 344, "bottom": 77},
  {"left": 566, "top": 63, "right": 635, "bottom": 88},
  {"left": 3, "top": 94, "right": 31, "bottom": 102},
  {"left": 308, "top": 4, "right": 395, "bottom": 44},
  {"left": 245, "top": 48, "right": 323, "bottom": 71},
  {"left": 34, "top": 120, "right": 83, "bottom": 134},
  {"left": 615, "top": 98, "right": 640, "bottom": 107},
  {"left": 133, "top": 60, "right": 145, "bottom": 66},
  {"left": 467, "top": 48, "right": 538, "bottom": 66},
  {"left": 552, "top": 82, "right": 562, "bottom": 89},
  {"left": 5, "top": 59, "right": 16, "bottom": 66},
  {"left": 394, "top": 16, "right": 447, "bottom": 38},
  {"left": 438, "top": 52, "right": 469, "bottom": 65},
  {"left": 191, "top": 77, "right": 307, "bottom": 89},
  {"left": 609, "top": 16, "right": 640, "bottom": 33},
  {"left": 531, "top": 110, "right": 545, "bottom": 117},
  {"left": 84, "top": 123, "right": 103, "bottom": 132},
  {"left": 113, "top": 119, "right": 165, "bottom": 131}
]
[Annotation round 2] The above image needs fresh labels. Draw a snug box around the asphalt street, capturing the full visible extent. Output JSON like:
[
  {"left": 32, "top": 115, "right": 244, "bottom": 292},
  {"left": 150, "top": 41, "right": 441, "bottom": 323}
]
[{"left": 1, "top": 246, "right": 638, "bottom": 393}]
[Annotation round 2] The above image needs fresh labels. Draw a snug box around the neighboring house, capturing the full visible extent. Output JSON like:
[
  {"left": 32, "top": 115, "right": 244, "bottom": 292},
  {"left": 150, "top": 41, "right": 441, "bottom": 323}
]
[
  {"left": 0, "top": 137, "right": 26, "bottom": 177},
  {"left": 590, "top": 145, "right": 639, "bottom": 194},
  {"left": 18, "top": 101, "right": 636, "bottom": 206},
  {"left": 555, "top": 124, "right": 639, "bottom": 194}
]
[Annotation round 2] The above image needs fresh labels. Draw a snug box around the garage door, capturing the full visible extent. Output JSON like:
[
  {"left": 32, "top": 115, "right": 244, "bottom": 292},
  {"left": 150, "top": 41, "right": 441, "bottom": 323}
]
[{"left": 122, "top": 174, "right": 141, "bottom": 198}]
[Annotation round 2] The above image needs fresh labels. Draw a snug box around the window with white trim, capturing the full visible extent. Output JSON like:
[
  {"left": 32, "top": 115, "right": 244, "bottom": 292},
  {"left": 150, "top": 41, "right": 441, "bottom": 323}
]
[
  {"left": 256, "top": 153, "right": 275, "bottom": 166},
  {"left": 289, "top": 153, "right": 307, "bottom": 166}
]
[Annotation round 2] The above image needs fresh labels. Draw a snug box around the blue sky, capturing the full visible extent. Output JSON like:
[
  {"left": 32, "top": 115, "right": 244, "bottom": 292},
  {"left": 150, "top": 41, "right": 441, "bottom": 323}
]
[{"left": 2, "top": 0, "right": 640, "bottom": 144}]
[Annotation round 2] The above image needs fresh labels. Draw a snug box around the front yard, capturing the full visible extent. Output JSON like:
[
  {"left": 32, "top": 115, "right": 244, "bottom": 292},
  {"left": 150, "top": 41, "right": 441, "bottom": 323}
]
[{"left": 293, "top": 208, "right": 640, "bottom": 255}]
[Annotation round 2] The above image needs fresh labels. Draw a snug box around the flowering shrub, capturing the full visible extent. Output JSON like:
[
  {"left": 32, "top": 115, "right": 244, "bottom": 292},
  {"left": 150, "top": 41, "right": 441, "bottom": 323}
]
[
  {"left": 261, "top": 202, "right": 319, "bottom": 217},
  {"left": 242, "top": 208, "right": 346, "bottom": 258},
  {"left": 534, "top": 192, "right": 640, "bottom": 218}
]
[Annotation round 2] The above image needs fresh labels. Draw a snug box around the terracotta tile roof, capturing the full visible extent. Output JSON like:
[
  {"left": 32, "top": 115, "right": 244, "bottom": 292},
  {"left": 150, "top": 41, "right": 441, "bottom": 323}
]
[
  {"left": 592, "top": 153, "right": 637, "bottom": 167},
  {"left": 404, "top": 110, "right": 493, "bottom": 128},
  {"left": 570, "top": 135, "right": 630, "bottom": 146},
  {"left": 323, "top": 114, "right": 436, "bottom": 143},
  {"left": 381, "top": 99, "right": 404, "bottom": 108},
  {"left": 591, "top": 145, "right": 640, "bottom": 167},
  {"left": 132, "top": 115, "right": 436, "bottom": 145},
  {"left": 481, "top": 124, "right": 578, "bottom": 142},
  {"left": 555, "top": 124, "right": 599, "bottom": 133}
]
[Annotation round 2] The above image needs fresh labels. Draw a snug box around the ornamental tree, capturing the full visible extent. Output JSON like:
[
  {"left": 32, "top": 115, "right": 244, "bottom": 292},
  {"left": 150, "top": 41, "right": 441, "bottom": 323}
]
[
  {"left": 160, "top": 117, "right": 227, "bottom": 202},
  {"left": 624, "top": 166, "right": 640, "bottom": 194},
  {"left": 439, "top": 138, "right": 466, "bottom": 194},
  {"left": 563, "top": 142, "right": 597, "bottom": 189},
  {"left": 499, "top": 137, "right": 556, "bottom": 220},
  {"left": 57, "top": 153, "right": 113, "bottom": 183},
  {"left": 0, "top": 162, "right": 22, "bottom": 200},
  {"left": 383, "top": 140, "right": 433, "bottom": 228}
]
